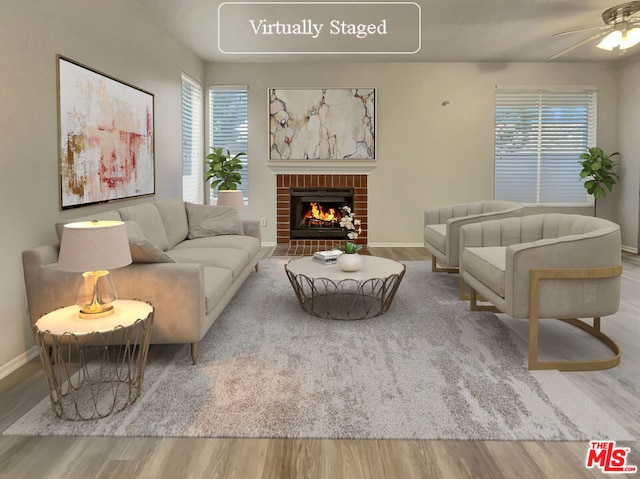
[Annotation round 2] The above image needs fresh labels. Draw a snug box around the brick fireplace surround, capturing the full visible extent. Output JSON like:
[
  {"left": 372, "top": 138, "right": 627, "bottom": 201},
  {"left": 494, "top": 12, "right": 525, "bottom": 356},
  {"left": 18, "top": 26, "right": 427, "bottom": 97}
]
[{"left": 275, "top": 174, "right": 368, "bottom": 256}]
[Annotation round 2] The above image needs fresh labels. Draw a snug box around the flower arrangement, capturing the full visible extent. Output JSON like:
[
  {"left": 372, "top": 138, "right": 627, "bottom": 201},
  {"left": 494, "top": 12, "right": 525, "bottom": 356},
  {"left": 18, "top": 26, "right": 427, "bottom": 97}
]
[{"left": 339, "top": 205, "right": 363, "bottom": 254}]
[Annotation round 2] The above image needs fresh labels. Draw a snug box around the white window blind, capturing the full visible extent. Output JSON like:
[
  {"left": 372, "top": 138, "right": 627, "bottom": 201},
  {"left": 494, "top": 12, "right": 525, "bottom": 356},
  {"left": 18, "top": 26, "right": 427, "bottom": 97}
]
[
  {"left": 494, "top": 89, "right": 597, "bottom": 204},
  {"left": 181, "top": 74, "right": 203, "bottom": 203},
  {"left": 209, "top": 87, "right": 248, "bottom": 204}
]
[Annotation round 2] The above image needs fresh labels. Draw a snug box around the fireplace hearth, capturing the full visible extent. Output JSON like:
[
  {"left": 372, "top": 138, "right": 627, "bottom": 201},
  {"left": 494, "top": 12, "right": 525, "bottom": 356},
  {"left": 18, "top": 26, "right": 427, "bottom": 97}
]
[{"left": 290, "top": 188, "right": 353, "bottom": 239}]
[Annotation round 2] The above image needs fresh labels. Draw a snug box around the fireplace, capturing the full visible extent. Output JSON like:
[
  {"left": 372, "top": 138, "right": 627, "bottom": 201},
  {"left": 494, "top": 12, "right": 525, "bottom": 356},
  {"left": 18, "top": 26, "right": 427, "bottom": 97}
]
[
  {"left": 289, "top": 188, "right": 353, "bottom": 239},
  {"left": 276, "top": 174, "right": 367, "bottom": 254}
]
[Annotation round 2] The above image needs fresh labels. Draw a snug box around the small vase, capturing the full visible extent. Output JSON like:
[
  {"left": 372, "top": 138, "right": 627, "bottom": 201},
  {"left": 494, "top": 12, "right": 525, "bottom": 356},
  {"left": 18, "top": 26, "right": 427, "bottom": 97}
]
[{"left": 337, "top": 253, "right": 363, "bottom": 272}]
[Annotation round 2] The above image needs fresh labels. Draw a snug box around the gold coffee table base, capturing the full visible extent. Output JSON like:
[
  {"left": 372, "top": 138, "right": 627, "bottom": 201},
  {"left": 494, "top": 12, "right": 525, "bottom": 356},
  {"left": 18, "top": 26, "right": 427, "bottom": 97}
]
[{"left": 286, "top": 257, "right": 406, "bottom": 320}]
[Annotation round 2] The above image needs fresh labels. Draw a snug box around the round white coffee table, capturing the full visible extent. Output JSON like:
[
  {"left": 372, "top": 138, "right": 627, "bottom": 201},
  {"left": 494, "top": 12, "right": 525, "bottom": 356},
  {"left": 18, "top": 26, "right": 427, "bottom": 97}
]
[{"left": 285, "top": 256, "right": 406, "bottom": 320}]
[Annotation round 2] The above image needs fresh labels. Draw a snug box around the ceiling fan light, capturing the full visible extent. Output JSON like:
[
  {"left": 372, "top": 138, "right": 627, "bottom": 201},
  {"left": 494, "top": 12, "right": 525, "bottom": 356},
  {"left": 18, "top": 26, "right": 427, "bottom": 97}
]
[
  {"left": 596, "top": 30, "right": 623, "bottom": 50},
  {"left": 620, "top": 27, "right": 640, "bottom": 49}
]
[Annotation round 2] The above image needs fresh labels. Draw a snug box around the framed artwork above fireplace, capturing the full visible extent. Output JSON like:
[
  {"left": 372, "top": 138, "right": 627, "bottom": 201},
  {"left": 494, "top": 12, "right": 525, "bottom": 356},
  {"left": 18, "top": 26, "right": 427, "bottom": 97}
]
[{"left": 269, "top": 88, "right": 375, "bottom": 161}]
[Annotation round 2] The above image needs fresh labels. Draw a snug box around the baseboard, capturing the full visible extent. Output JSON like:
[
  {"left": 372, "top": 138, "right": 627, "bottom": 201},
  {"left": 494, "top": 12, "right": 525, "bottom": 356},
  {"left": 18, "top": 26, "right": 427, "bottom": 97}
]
[
  {"left": 261, "top": 241, "right": 277, "bottom": 247},
  {"left": 622, "top": 245, "right": 638, "bottom": 254},
  {"left": 0, "top": 346, "right": 39, "bottom": 381},
  {"left": 367, "top": 242, "right": 424, "bottom": 248}
]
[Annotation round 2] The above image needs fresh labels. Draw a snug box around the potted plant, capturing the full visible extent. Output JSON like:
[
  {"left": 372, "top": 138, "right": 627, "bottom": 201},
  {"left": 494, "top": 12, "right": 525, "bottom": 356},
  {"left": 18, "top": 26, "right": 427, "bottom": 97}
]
[
  {"left": 578, "top": 146, "right": 619, "bottom": 216},
  {"left": 205, "top": 146, "right": 246, "bottom": 206}
]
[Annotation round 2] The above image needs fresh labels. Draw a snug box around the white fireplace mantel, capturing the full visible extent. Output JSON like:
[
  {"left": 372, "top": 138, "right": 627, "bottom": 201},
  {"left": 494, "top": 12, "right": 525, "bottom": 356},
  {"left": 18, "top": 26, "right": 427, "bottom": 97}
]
[{"left": 267, "top": 160, "right": 376, "bottom": 175}]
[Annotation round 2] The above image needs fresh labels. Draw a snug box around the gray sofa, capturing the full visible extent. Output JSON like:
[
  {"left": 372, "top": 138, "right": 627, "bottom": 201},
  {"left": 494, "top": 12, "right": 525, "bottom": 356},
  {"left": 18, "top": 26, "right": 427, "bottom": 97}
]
[{"left": 22, "top": 197, "right": 261, "bottom": 364}]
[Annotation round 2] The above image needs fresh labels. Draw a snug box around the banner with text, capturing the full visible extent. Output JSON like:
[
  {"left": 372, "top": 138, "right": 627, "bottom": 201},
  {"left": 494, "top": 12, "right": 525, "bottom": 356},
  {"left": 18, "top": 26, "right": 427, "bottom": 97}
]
[{"left": 218, "top": 2, "right": 421, "bottom": 55}]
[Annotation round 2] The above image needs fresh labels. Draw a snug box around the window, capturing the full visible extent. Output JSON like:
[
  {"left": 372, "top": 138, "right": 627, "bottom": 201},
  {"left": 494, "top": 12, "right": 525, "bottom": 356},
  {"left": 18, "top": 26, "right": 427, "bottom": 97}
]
[
  {"left": 181, "top": 74, "right": 203, "bottom": 203},
  {"left": 494, "top": 88, "right": 597, "bottom": 204},
  {"left": 209, "top": 87, "right": 248, "bottom": 204}
]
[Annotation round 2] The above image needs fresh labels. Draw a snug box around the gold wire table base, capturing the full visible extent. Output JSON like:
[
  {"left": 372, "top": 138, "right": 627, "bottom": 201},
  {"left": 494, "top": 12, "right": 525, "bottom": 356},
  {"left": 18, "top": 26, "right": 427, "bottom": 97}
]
[
  {"left": 34, "top": 311, "right": 153, "bottom": 421},
  {"left": 286, "top": 265, "right": 406, "bottom": 320}
]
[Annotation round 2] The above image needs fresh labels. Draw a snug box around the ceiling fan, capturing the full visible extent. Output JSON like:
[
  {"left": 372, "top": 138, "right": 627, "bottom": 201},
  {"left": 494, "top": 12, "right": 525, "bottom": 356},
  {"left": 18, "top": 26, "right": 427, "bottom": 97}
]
[{"left": 551, "top": 1, "right": 640, "bottom": 59}]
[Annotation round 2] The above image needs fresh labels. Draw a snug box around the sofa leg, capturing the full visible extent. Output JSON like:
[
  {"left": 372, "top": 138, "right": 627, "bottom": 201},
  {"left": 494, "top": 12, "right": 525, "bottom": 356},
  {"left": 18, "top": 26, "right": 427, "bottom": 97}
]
[
  {"left": 191, "top": 343, "right": 199, "bottom": 365},
  {"left": 255, "top": 262, "right": 259, "bottom": 272}
]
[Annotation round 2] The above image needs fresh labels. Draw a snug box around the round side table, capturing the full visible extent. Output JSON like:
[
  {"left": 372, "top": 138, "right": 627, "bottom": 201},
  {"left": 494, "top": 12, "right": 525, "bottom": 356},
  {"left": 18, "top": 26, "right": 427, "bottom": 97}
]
[{"left": 33, "top": 299, "right": 154, "bottom": 421}]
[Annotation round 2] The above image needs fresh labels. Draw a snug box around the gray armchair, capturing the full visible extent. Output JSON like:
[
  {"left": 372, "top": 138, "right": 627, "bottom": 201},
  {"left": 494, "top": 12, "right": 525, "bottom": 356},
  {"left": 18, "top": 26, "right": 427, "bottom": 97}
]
[
  {"left": 423, "top": 200, "right": 524, "bottom": 273},
  {"left": 459, "top": 214, "right": 622, "bottom": 371}
]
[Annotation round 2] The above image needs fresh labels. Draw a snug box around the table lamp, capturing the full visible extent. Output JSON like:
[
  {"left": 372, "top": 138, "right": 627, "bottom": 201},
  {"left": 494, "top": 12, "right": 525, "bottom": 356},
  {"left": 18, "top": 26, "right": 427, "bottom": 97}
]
[{"left": 58, "top": 220, "right": 132, "bottom": 319}]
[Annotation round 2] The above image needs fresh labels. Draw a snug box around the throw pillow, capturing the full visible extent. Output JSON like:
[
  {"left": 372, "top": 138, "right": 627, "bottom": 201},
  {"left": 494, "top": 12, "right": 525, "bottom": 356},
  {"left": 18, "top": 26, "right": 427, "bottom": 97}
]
[
  {"left": 185, "top": 202, "right": 244, "bottom": 239},
  {"left": 118, "top": 203, "right": 170, "bottom": 251},
  {"left": 125, "top": 221, "right": 175, "bottom": 264}
]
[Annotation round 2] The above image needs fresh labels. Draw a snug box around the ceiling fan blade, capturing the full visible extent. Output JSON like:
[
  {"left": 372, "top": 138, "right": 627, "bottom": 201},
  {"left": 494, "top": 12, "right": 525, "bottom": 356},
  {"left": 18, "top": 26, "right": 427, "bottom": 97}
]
[
  {"left": 550, "top": 31, "right": 610, "bottom": 59},
  {"left": 553, "top": 25, "right": 609, "bottom": 36}
]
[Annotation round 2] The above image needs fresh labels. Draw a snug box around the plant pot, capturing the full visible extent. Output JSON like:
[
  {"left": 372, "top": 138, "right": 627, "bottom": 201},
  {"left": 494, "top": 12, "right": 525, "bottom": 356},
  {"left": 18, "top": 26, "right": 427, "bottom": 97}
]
[
  {"left": 216, "top": 190, "right": 244, "bottom": 207},
  {"left": 337, "top": 253, "right": 363, "bottom": 272}
]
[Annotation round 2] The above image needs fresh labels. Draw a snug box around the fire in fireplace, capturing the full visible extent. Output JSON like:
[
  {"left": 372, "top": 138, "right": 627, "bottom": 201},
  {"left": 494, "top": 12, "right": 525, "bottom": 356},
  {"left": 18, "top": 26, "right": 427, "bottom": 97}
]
[
  {"left": 300, "top": 202, "right": 342, "bottom": 227},
  {"left": 290, "top": 187, "right": 354, "bottom": 239}
]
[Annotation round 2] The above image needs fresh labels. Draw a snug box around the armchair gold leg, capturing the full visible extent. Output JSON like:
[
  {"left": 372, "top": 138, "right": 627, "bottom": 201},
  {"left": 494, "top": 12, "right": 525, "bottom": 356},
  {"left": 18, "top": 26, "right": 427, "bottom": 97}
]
[
  {"left": 459, "top": 277, "right": 472, "bottom": 300},
  {"left": 528, "top": 265, "right": 622, "bottom": 371},
  {"left": 431, "top": 256, "right": 458, "bottom": 274},
  {"left": 527, "top": 316, "right": 621, "bottom": 371},
  {"left": 469, "top": 287, "right": 500, "bottom": 313},
  {"left": 459, "top": 277, "right": 468, "bottom": 300}
]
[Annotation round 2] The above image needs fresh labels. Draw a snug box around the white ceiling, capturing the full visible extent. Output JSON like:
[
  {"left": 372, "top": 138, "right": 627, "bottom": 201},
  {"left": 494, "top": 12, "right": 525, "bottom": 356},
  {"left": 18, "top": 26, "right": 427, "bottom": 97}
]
[{"left": 135, "top": 0, "right": 640, "bottom": 63}]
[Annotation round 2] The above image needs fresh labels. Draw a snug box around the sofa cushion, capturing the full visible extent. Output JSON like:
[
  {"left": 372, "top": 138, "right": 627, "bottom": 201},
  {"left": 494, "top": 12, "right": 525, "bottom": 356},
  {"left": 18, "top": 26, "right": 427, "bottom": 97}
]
[
  {"left": 172, "top": 234, "right": 260, "bottom": 257},
  {"left": 462, "top": 246, "right": 507, "bottom": 298},
  {"left": 424, "top": 224, "right": 447, "bottom": 254},
  {"left": 125, "top": 221, "right": 175, "bottom": 264},
  {"left": 185, "top": 203, "right": 244, "bottom": 239},
  {"left": 118, "top": 203, "right": 170, "bottom": 251},
  {"left": 167, "top": 247, "right": 249, "bottom": 280},
  {"left": 154, "top": 197, "right": 189, "bottom": 249},
  {"left": 203, "top": 266, "right": 233, "bottom": 313}
]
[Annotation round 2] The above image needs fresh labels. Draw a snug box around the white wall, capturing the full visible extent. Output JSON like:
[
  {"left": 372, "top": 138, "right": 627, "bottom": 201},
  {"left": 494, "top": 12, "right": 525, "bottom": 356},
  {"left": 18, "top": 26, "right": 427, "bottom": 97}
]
[
  {"left": 205, "top": 62, "right": 619, "bottom": 246},
  {"left": 0, "top": 0, "right": 203, "bottom": 376},
  {"left": 618, "top": 56, "right": 640, "bottom": 252}
]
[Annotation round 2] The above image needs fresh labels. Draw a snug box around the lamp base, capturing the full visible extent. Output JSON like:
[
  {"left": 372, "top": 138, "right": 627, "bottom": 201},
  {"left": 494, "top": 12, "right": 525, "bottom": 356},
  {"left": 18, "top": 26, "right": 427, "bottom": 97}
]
[
  {"left": 76, "top": 270, "right": 118, "bottom": 320},
  {"left": 78, "top": 307, "right": 115, "bottom": 319}
]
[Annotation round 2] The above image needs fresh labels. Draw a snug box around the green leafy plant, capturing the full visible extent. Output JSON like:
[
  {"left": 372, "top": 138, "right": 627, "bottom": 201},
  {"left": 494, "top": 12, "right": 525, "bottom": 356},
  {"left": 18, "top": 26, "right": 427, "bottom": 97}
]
[
  {"left": 205, "top": 147, "right": 245, "bottom": 191},
  {"left": 579, "top": 147, "right": 620, "bottom": 200}
]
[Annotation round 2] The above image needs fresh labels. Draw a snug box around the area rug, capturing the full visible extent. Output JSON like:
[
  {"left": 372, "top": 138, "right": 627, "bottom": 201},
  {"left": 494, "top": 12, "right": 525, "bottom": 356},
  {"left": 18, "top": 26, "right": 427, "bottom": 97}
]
[{"left": 4, "top": 259, "right": 633, "bottom": 441}]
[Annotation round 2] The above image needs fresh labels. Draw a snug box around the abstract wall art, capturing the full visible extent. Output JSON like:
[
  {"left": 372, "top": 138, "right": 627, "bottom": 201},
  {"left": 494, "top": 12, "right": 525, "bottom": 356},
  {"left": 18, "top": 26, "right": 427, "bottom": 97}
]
[
  {"left": 269, "top": 88, "right": 375, "bottom": 160},
  {"left": 58, "top": 56, "right": 155, "bottom": 209}
]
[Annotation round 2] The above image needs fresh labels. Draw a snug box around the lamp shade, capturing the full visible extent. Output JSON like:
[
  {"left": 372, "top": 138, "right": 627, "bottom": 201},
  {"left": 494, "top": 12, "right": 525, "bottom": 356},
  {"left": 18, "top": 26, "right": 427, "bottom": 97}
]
[{"left": 58, "top": 220, "right": 132, "bottom": 272}]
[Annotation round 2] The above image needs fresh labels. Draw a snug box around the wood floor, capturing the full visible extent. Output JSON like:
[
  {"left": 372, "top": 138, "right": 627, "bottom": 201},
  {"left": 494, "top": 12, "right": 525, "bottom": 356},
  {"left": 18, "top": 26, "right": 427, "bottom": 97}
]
[{"left": 1, "top": 247, "right": 639, "bottom": 478}]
